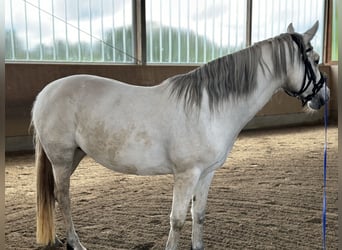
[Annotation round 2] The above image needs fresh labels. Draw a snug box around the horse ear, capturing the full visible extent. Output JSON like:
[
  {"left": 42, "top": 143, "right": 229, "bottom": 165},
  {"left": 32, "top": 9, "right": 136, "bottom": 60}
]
[
  {"left": 303, "top": 21, "right": 319, "bottom": 44},
  {"left": 287, "top": 23, "right": 295, "bottom": 33}
]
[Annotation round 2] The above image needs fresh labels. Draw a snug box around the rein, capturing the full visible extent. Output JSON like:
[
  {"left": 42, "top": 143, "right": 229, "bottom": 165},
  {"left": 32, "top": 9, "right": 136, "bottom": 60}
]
[
  {"left": 284, "top": 34, "right": 326, "bottom": 106},
  {"left": 322, "top": 82, "right": 328, "bottom": 250},
  {"left": 286, "top": 34, "right": 328, "bottom": 249}
]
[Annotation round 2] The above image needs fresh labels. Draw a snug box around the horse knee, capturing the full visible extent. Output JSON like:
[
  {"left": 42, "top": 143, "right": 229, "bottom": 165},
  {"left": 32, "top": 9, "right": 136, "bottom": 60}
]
[
  {"left": 194, "top": 212, "right": 205, "bottom": 225},
  {"left": 170, "top": 218, "right": 185, "bottom": 232}
]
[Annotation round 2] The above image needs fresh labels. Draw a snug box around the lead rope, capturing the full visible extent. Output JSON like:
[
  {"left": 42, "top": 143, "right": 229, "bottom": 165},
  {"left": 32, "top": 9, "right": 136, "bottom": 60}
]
[{"left": 322, "top": 82, "right": 328, "bottom": 250}]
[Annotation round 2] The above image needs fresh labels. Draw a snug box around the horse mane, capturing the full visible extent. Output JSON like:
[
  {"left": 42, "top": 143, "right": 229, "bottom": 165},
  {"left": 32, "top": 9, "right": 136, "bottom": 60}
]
[{"left": 169, "top": 33, "right": 302, "bottom": 111}]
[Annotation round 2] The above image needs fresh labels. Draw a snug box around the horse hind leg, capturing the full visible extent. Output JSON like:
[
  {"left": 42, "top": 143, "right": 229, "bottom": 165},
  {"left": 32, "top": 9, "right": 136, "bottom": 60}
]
[
  {"left": 53, "top": 147, "right": 86, "bottom": 250},
  {"left": 54, "top": 166, "right": 86, "bottom": 250},
  {"left": 36, "top": 134, "right": 86, "bottom": 248},
  {"left": 46, "top": 148, "right": 86, "bottom": 250}
]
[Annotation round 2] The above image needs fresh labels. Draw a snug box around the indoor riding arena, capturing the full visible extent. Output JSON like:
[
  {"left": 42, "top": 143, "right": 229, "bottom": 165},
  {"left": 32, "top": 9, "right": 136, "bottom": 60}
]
[{"left": 5, "top": 1, "right": 338, "bottom": 250}]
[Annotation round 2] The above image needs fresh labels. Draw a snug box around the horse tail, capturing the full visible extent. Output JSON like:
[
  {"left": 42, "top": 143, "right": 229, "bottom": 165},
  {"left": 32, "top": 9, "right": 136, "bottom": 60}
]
[{"left": 35, "top": 132, "right": 56, "bottom": 245}]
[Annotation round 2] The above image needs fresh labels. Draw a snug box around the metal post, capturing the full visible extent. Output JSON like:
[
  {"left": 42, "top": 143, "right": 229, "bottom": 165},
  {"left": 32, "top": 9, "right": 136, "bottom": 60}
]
[
  {"left": 133, "top": 0, "right": 146, "bottom": 65},
  {"left": 246, "top": 0, "right": 252, "bottom": 47}
]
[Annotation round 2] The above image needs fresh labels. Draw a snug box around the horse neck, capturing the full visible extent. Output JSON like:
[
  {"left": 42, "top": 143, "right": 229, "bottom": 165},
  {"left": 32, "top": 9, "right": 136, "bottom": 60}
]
[
  {"left": 216, "top": 64, "right": 285, "bottom": 133},
  {"left": 244, "top": 73, "right": 283, "bottom": 115},
  {"left": 233, "top": 44, "right": 294, "bottom": 120}
]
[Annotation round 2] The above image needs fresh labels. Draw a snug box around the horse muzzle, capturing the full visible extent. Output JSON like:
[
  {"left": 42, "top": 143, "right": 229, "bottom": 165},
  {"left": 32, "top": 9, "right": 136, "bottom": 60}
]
[{"left": 307, "top": 83, "right": 330, "bottom": 110}]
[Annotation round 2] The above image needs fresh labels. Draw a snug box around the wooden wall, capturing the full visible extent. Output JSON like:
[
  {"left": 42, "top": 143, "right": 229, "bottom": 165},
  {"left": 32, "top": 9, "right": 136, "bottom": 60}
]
[{"left": 5, "top": 63, "right": 336, "bottom": 151}]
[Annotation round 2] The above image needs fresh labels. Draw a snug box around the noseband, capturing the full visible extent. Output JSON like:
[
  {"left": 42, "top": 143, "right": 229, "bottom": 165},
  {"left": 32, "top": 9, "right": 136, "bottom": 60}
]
[{"left": 284, "top": 34, "right": 326, "bottom": 106}]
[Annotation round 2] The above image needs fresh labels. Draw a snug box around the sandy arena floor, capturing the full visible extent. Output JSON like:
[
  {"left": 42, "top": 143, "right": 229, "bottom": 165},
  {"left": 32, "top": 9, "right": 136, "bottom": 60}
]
[{"left": 5, "top": 125, "right": 338, "bottom": 249}]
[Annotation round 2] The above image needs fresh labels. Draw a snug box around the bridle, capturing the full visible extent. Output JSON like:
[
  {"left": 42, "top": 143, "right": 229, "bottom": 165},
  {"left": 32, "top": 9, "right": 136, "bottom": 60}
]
[{"left": 284, "top": 34, "right": 326, "bottom": 106}]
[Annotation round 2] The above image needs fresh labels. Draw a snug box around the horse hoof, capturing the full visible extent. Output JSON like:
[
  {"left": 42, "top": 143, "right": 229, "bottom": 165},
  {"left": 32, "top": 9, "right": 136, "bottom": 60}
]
[
  {"left": 45, "top": 237, "right": 64, "bottom": 249},
  {"left": 66, "top": 243, "right": 87, "bottom": 250},
  {"left": 191, "top": 246, "right": 204, "bottom": 250},
  {"left": 54, "top": 237, "right": 64, "bottom": 247}
]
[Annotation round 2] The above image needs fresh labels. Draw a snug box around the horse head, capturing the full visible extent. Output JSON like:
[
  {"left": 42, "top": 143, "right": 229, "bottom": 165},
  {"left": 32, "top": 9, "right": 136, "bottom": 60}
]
[{"left": 284, "top": 21, "right": 330, "bottom": 110}]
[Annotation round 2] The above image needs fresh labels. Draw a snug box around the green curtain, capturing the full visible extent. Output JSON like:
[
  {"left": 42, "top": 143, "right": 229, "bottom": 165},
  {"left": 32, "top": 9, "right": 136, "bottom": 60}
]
[{"left": 332, "top": 0, "right": 338, "bottom": 61}]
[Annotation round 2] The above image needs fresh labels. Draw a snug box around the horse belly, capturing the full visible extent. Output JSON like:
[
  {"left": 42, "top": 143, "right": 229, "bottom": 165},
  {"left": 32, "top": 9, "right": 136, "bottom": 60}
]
[
  {"left": 76, "top": 126, "right": 173, "bottom": 176},
  {"left": 92, "top": 145, "right": 173, "bottom": 176}
]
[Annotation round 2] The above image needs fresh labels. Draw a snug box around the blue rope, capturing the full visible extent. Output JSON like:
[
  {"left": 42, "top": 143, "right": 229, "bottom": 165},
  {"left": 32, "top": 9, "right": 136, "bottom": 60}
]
[{"left": 322, "top": 83, "right": 328, "bottom": 250}]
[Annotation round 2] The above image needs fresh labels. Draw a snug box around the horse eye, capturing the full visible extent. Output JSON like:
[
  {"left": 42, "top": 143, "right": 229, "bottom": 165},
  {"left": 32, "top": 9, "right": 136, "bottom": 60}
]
[{"left": 314, "top": 59, "right": 319, "bottom": 65}]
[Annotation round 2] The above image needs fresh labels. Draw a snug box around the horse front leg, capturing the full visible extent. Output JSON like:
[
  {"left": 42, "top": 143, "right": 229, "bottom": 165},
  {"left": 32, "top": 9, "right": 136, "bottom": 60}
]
[
  {"left": 191, "top": 171, "right": 215, "bottom": 250},
  {"left": 166, "top": 168, "right": 202, "bottom": 250}
]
